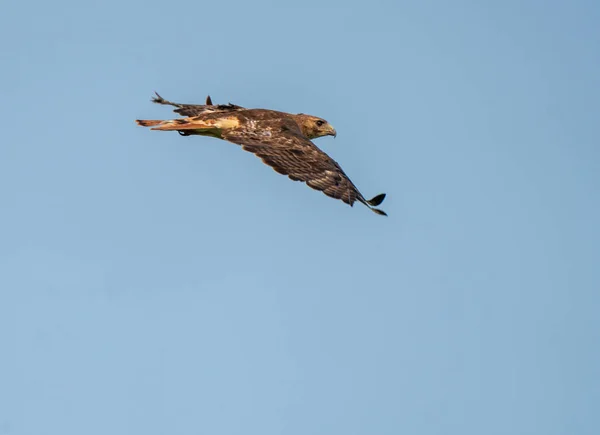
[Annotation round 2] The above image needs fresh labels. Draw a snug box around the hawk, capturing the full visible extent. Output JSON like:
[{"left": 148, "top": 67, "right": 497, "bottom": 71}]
[{"left": 136, "top": 93, "right": 387, "bottom": 216}]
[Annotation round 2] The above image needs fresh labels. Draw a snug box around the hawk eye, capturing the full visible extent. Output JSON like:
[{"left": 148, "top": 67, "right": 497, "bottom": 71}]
[{"left": 316, "top": 120, "right": 325, "bottom": 127}]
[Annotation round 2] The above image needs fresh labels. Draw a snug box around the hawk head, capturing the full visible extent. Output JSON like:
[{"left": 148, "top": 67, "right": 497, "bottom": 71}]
[{"left": 294, "top": 114, "right": 337, "bottom": 139}]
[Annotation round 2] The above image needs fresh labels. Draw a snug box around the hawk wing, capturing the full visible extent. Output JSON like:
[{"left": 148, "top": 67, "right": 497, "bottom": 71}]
[
  {"left": 221, "top": 118, "right": 387, "bottom": 215},
  {"left": 151, "top": 92, "right": 245, "bottom": 117}
]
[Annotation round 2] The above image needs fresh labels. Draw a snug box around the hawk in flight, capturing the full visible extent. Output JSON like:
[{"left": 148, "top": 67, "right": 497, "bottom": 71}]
[{"left": 136, "top": 93, "right": 387, "bottom": 216}]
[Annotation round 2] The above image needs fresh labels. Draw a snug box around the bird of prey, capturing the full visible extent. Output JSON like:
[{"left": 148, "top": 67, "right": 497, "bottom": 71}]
[{"left": 136, "top": 93, "right": 387, "bottom": 216}]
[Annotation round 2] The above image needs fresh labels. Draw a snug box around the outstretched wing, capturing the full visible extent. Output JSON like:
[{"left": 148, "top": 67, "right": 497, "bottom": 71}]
[
  {"left": 151, "top": 92, "right": 245, "bottom": 117},
  {"left": 221, "top": 119, "right": 387, "bottom": 215}
]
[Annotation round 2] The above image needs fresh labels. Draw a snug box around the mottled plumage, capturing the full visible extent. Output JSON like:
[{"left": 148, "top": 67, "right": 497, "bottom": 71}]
[{"left": 136, "top": 93, "right": 387, "bottom": 215}]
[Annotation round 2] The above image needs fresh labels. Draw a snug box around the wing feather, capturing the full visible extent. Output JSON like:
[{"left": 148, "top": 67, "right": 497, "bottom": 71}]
[
  {"left": 152, "top": 92, "right": 245, "bottom": 117},
  {"left": 221, "top": 119, "right": 386, "bottom": 214}
]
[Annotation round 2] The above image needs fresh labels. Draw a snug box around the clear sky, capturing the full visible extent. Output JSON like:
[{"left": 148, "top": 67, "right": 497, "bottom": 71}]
[{"left": 1, "top": 1, "right": 599, "bottom": 434}]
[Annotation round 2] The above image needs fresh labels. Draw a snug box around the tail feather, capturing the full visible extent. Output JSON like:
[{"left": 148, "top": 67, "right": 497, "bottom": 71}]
[
  {"left": 136, "top": 118, "right": 214, "bottom": 131},
  {"left": 151, "top": 120, "right": 212, "bottom": 131},
  {"left": 136, "top": 119, "right": 164, "bottom": 127}
]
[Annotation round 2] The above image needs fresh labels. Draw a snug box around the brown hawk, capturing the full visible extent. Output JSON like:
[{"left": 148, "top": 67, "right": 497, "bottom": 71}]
[{"left": 136, "top": 93, "right": 387, "bottom": 215}]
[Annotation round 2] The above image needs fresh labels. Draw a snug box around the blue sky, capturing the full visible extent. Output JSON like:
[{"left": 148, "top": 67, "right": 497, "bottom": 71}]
[{"left": 1, "top": 1, "right": 599, "bottom": 434}]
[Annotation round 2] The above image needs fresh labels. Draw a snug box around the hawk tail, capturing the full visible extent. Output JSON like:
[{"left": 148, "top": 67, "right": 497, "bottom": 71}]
[
  {"left": 135, "top": 119, "right": 164, "bottom": 127},
  {"left": 135, "top": 117, "right": 228, "bottom": 132},
  {"left": 135, "top": 118, "right": 189, "bottom": 130}
]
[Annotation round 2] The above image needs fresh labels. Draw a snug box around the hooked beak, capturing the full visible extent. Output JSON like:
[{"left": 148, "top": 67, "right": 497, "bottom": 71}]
[{"left": 328, "top": 126, "right": 337, "bottom": 138}]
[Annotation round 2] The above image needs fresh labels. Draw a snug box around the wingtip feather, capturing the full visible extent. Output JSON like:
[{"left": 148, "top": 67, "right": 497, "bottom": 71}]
[
  {"left": 367, "top": 193, "right": 386, "bottom": 206},
  {"left": 152, "top": 92, "right": 164, "bottom": 104}
]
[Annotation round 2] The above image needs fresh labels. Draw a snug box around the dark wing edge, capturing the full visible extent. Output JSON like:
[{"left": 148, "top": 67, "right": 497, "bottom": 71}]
[
  {"left": 222, "top": 123, "right": 387, "bottom": 216},
  {"left": 151, "top": 92, "right": 245, "bottom": 117},
  {"left": 365, "top": 193, "right": 387, "bottom": 216}
]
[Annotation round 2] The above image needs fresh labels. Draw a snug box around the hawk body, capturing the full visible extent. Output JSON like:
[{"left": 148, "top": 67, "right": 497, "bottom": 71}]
[{"left": 136, "top": 93, "right": 387, "bottom": 215}]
